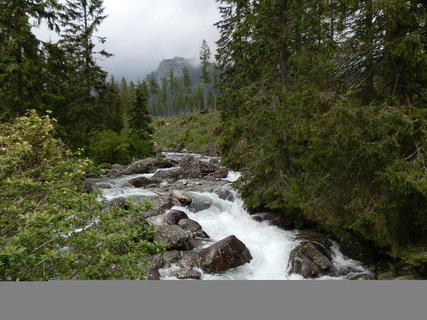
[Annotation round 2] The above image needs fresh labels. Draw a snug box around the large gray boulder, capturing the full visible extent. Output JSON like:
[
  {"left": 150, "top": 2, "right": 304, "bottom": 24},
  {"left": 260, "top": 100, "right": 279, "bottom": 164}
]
[
  {"left": 170, "top": 190, "right": 192, "bottom": 206},
  {"left": 140, "top": 197, "right": 173, "bottom": 220},
  {"left": 161, "top": 250, "right": 182, "bottom": 268},
  {"left": 178, "top": 219, "right": 209, "bottom": 239},
  {"left": 180, "top": 156, "right": 220, "bottom": 179},
  {"left": 197, "top": 235, "right": 252, "bottom": 273},
  {"left": 153, "top": 225, "right": 193, "bottom": 251},
  {"left": 151, "top": 168, "right": 182, "bottom": 182},
  {"left": 123, "top": 158, "right": 176, "bottom": 175},
  {"left": 128, "top": 176, "right": 160, "bottom": 188},
  {"left": 146, "top": 210, "right": 189, "bottom": 226},
  {"left": 178, "top": 219, "right": 203, "bottom": 232},
  {"left": 215, "top": 186, "right": 235, "bottom": 202},
  {"left": 287, "top": 241, "right": 333, "bottom": 278}
]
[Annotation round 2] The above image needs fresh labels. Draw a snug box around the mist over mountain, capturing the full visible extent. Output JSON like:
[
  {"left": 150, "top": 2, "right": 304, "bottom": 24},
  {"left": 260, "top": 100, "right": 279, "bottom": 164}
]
[{"left": 145, "top": 56, "right": 215, "bottom": 88}]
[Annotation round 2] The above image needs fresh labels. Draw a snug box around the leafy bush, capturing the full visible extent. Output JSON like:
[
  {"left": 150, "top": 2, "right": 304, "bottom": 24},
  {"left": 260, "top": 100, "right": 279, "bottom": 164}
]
[
  {"left": 0, "top": 110, "right": 165, "bottom": 280},
  {"left": 88, "top": 128, "right": 153, "bottom": 165}
]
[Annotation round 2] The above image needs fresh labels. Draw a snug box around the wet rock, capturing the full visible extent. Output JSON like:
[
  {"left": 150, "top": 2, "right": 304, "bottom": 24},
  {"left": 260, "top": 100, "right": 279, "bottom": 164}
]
[
  {"left": 147, "top": 267, "right": 160, "bottom": 280},
  {"left": 106, "top": 169, "right": 121, "bottom": 178},
  {"left": 170, "top": 268, "right": 201, "bottom": 280},
  {"left": 209, "top": 158, "right": 220, "bottom": 165},
  {"left": 123, "top": 160, "right": 151, "bottom": 175},
  {"left": 189, "top": 198, "right": 212, "bottom": 212},
  {"left": 140, "top": 197, "right": 173, "bottom": 220},
  {"left": 146, "top": 210, "right": 189, "bottom": 226},
  {"left": 151, "top": 168, "right": 182, "bottom": 182},
  {"left": 197, "top": 235, "right": 253, "bottom": 273},
  {"left": 162, "top": 250, "right": 182, "bottom": 268},
  {"left": 288, "top": 241, "right": 333, "bottom": 278},
  {"left": 147, "top": 254, "right": 164, "bottom": 269},
  {"left": 122, "top": 157, "right": 176, "bottom": 176},
  {"left": 215, "top": 187, "right": 235, "bottom": 202},
  {"left": 153, "top": 225, "right": 193, "bottom": 251},
  {"left": 180, "top": 156, "right": 202, "bottom": 178},
  {"left": 149, "top": 159, "right": 176, "bottom": 171},
  {"left": 192, "top": 230, "right": 210, "bottom": 239},
  {"left": 178, "top": 219, "right": 203, "bottom": 232},
  {"left": 180, "top": 156, "right": 220, "bottom": 179},
  {"left": 178, "top": 251, "right": 199, "bottom": 269},
  {"left": 199, "top": 161, "right": 220, "bottom": 175},
  {"left": 166, "top": 210, "right": 189, "bottom": 224},
  {"left": 128, "top": 176, "right": 161, "bottom": 188},
  {"left": 178, "top": 219, "right": 210, "bottom": 238},
  {"left": 213, "top": 169, "right": 228, "bottom": 179},
  {"left": 170, "top": 190, "right": 192, "bottom": 206}
]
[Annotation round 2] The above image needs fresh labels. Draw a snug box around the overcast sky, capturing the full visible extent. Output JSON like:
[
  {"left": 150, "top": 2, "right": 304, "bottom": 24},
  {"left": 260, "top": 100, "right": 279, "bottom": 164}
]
[{"left": 37, "top": 0, "right": 221, "bottom": 81}]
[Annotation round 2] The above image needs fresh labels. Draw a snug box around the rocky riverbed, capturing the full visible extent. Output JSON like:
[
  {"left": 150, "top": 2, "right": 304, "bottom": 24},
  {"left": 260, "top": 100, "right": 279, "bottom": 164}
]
[{"left": 84, "top": 152, "right": 417, "bottom": 280}]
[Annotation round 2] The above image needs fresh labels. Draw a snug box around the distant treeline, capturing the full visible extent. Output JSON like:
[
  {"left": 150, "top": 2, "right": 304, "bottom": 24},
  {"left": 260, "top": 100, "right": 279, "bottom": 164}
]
[{"left": 116, "top": 40, "right": 222, "bottom": 118}]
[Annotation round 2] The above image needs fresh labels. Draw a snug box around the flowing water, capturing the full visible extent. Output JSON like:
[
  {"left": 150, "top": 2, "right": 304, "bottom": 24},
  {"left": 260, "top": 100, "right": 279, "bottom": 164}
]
[{"left": 95, "top": 153, "right": 371, "bottom": 280}]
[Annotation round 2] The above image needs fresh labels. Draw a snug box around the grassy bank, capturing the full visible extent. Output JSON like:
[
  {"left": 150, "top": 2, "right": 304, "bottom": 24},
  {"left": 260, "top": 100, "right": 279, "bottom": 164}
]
[{"left": 152, "top": 111, "right": 222, "bottom": 156}]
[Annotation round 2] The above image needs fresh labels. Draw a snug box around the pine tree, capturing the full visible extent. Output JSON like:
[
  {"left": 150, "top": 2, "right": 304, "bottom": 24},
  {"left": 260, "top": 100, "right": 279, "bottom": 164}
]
[
  {"left": 130, "top": 81, "right": 151, "bottom": 134},
  {"left": 0, "top": 0, "right": 60, "bottom": 117},
  {"left": 200, "top": 39, "right": 211, "bottom": 111},
  {"left": 148, "top": 72, "right": 159, "bottom": 114},
  {"left": 182, "top": 66, "right": 192, "bottom": 113},
  {"left": 58, "top": 0, "right": 113, "bottom": 146}
]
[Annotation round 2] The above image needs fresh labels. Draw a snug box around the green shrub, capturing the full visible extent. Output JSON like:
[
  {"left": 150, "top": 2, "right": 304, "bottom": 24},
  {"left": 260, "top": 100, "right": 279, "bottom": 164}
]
[
  {"left": 0, "top": 110, "right": 165, "bottom": 281},
  {"left": 88, "top": 128, "right": 153, "bottom": 165}
]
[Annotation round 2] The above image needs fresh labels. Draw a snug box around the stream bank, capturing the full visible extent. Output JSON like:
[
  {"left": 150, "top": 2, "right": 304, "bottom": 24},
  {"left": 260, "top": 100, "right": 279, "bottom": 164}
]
[{"left": 85, "top": 152, "right": 419, "bottom": 280}]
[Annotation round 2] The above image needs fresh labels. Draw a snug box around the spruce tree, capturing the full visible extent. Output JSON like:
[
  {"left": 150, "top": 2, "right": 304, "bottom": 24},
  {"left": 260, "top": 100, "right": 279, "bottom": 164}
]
[
  {"left": 58, "top": 0, "right": 112, "bottom": 146},
  {"left": 0, "top": 0, "right": 60, "bottom": 117},
  {"left": 200, "top": 39, "right": 211, "bottom": 111},
  {"left": 130, "top": 81, "right": 151, "bottom": 135},
  {"left": 182, "top": 66, "right": 192, "bottom": 113}
]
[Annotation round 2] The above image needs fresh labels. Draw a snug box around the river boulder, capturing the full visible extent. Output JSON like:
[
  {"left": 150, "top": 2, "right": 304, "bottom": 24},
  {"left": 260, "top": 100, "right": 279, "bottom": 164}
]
[
  {"left": 287, "top": 241, "right": 333, "bottom": 278},
  {"left": 197, "top": 235, "right": 253, "bottom": 273},
  {"left": 178, "top": 219, "right": 203, "bottom": 232},
  {"left": 215, "top": 186, "right": 235, "bottom": 202},
  {"left": 161, "top": 250, "right": 182, "bottom": 268},
  {"left": 189, "top": 196, "right": 212, "bottom": 212},
  {"left": 128, "top": 176, "right": 160, "bottom": 188},
  {"left": 170, "top": 268, "right": 201, "bottom": 280},
  {"left": 123, "top": 158, "right": 176, "bottom": 175},
  {"left": 180, "top": 156, "right": 220, "bottom": 179},
  {"left": 178, "top": 219, "right": 210, "bottom": 239},
  {"left": 146, "top": 210, "right": 189, "bottom": 226},
  {"left": 170, "top": 190, "right": 192, "bottom": 206},
  {"left": 146, "top": 266, "right": 160, "bottom": 280},
  {"left": 151, "top": 168, "right": 182, "bottom": 182},
  {"left": 140, "top": 197, "right": 173, "bottom": 220},
  {"left": 153, "top": 225, "right": 193, "bottom": 251}
]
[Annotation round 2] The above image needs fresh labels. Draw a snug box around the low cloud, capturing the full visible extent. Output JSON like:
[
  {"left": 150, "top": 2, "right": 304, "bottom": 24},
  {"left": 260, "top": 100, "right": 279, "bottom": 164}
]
[{"left": 98, "top": 0, "right": 221, "bottom": 81}]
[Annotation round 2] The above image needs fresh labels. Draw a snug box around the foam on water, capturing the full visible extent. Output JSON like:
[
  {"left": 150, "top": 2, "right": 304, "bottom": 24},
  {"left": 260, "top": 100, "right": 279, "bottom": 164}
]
[{"left": 96, "top": 153, "right": 371, "bottom": 280}]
